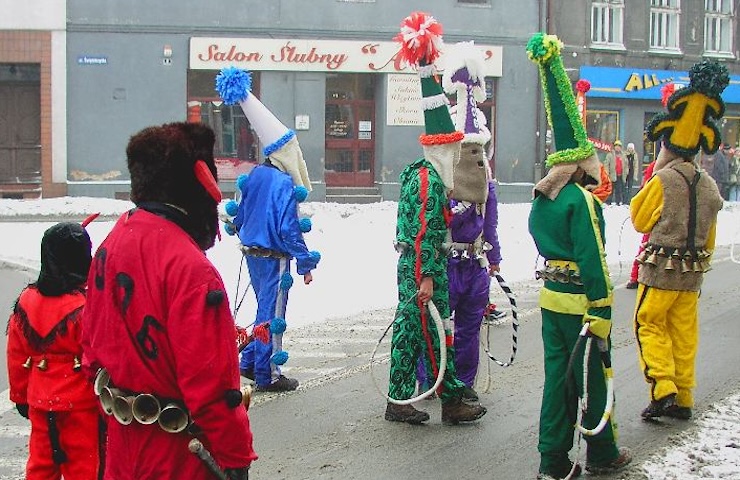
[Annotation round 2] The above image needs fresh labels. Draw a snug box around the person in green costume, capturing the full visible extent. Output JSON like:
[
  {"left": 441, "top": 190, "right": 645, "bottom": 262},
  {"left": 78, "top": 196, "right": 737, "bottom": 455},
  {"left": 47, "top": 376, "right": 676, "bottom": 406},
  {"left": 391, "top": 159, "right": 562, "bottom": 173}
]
[
  {"left": 384, "top": 11, "right": 487, "bottom": 426},
  {"left": 526, "top": 33, "right": 632, "bottom": 480}
]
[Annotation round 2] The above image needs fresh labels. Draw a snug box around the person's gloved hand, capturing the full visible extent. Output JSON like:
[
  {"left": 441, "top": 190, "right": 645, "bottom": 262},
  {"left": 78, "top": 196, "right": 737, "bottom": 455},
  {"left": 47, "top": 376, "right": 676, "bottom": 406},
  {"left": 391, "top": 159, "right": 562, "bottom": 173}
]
[
  {"left": 583, "top": 306, "right": 612, "bottom": 339},
  {"left": 15, "top": 403, "right": 29, "bottom": 419},
  {"left": 224, "top": 467, "right": 249, "bottom": 480}
]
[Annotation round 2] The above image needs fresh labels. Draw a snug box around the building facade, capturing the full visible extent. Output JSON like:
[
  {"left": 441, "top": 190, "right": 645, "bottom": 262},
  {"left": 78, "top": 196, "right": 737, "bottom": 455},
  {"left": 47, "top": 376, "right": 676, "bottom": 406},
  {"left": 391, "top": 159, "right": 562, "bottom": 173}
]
[
  {"left": 551, "top": 0, "right": 740, "bottom": 170},
  {"left": 59, "top": 0, "right": 543, "bottom": 202},
  {"left": 0, "top": 0, "right": 66, "bottom": 198}
]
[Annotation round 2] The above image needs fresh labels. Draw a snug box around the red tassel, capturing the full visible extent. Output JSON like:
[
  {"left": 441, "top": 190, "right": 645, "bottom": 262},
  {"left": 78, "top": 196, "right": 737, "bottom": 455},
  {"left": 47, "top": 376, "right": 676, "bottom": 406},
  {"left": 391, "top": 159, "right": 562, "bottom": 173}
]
[
  {"left": 253, "top": 323, "right": 270, "bottom": 344},
  {"left": 661, "top": 83, "right": 676, "bottom": 107},
  {"left": 193, "top": 160, "right": 222, "bottom": 203}
]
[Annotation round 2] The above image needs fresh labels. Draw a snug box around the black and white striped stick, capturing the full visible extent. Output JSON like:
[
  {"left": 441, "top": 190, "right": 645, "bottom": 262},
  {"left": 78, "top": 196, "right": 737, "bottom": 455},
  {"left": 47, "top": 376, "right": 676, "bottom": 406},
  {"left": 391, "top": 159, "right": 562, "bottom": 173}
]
[{"left": 483, "top": 273, "right": 519, "bottom": 368}]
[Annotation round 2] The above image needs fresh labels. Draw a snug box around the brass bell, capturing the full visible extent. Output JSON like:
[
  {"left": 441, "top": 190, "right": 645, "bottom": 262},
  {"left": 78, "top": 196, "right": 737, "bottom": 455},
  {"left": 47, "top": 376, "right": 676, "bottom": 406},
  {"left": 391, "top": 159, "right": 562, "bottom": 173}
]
[
  {"left": 635, "top": 251, "right": 646, "bottom": 265},
  {"left": 681, "top": 257, "right": 693, "bottom": 274},
  {"left": 22, "top": 357, "right": 32, "bottom": 369},
  {"left": 693, "top": 261, "right": 703, "bottom": 273},
  {"left": 644, "top": 251, "right": 659, "bottom": 266},
  {"left": 73, "top": 356, "right": 82, "bottom": 372},
  {"left": 664, "top": 257, "right": 675, "bottom": 271},
  {"left": 37, "top": 358, "right": 48, "bottom": 371}
]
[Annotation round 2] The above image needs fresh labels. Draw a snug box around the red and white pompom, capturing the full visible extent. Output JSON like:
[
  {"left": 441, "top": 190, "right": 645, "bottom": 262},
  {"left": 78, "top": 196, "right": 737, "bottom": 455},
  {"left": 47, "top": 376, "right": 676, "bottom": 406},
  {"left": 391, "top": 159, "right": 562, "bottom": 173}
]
[{"left": 393, "top": 11, "right": 444, "bottom": 67}]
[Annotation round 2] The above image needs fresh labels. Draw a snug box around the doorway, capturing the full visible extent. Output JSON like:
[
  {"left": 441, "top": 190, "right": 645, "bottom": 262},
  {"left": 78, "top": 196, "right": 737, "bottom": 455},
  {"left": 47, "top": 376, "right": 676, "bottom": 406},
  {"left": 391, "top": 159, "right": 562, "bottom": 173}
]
[
  {"left": 0, "top": 64, "right": 41, "bottom": 190},
  {"left": 325, "top": 74, "right": 376, "bottom": 187}
]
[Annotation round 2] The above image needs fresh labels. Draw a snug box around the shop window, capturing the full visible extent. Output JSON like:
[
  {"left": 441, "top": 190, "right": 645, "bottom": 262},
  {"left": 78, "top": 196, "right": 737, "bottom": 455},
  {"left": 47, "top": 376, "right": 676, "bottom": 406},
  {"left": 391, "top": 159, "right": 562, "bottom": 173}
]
[
  {"left": 704, "top": 0, "right": 734, "bottom": 56},
  {"left": 643, "top": 111, "right": 660, "bottom": 167},
  {"left": 591, "top": 0, "right": 625, "bottom": 48},
  {"left": 650, "top": 0, "right": 681, "bottom": 51},
  {"left": 187, "top": 70, "right": 260, "bottom": 180},
  {"left": 586, "top": 110, "right": 620, "bottom": 151},
  {"left": 721, "top": 116, "right": 740, "bottom": 150}
]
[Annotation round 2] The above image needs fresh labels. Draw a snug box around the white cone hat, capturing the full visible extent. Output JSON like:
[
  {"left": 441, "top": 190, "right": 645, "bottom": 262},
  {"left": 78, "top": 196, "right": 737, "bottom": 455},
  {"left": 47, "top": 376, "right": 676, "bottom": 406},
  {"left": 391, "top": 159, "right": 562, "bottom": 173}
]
[{"left": 215, "top": 67, "right": 311, "bottom": 190}]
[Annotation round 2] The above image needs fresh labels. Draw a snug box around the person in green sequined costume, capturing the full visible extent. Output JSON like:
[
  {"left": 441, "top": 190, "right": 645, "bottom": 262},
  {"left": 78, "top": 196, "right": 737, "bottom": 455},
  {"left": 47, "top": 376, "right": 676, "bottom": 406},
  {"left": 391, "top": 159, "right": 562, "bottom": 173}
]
[{"left": 384, "top": 11, "right": 487, "bottom": 426}]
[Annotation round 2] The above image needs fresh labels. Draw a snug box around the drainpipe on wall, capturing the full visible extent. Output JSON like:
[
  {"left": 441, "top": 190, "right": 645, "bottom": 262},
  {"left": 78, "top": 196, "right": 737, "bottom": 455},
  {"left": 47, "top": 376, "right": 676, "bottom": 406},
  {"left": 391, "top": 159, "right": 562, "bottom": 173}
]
[{"left": 534, "top": 0, "right": 550, "bottom": 182}]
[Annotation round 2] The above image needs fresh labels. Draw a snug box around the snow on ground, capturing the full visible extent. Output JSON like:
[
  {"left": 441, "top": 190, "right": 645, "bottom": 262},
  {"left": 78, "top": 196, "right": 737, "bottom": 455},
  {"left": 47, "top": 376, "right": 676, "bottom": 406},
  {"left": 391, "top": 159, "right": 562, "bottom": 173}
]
[{"left": 1, "top": 196, "right": 740, "bottom": 478}]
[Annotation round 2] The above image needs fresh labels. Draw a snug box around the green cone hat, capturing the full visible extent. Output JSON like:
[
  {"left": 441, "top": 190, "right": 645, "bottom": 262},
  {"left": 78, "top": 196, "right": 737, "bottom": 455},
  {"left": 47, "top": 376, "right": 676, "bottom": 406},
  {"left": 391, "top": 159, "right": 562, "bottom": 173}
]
[{"left": 527, "top": 33, "right": 595, "bottom": 168}]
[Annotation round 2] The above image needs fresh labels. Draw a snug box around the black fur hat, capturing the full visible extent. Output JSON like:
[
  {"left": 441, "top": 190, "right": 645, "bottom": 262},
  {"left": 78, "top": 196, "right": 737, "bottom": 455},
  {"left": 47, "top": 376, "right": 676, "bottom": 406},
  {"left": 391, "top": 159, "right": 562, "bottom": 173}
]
[{"left": 126, "top": 122, "right": 220, "bottom": 249}]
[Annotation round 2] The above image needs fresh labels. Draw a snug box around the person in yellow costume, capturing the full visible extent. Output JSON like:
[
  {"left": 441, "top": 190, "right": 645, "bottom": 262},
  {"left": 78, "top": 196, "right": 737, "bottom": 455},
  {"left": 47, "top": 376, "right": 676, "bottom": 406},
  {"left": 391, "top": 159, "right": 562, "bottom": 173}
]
[{"left": 631, "top": 59, "right": 728, "bottom": 421}]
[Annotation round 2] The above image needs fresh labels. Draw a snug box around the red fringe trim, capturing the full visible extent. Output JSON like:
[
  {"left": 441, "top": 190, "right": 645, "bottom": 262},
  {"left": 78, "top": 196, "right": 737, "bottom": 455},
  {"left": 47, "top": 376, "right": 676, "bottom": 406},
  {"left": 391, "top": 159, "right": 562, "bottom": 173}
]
[{"left": 419, "top": 131, "right": 464, "bottom": 146}]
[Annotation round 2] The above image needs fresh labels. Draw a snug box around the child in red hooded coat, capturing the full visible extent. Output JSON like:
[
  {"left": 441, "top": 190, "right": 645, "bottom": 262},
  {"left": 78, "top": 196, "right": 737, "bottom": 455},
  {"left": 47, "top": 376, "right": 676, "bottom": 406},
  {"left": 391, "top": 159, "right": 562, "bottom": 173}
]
[{"left": 6, "top": 221, "right": 101, "bottom": 480}]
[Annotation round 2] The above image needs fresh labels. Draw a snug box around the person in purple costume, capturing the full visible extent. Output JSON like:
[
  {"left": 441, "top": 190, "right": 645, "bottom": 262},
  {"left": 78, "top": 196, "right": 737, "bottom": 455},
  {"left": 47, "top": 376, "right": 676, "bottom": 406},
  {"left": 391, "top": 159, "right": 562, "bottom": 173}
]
[{"left": 417, "top": 42, "right": 503, "bottom": 401}]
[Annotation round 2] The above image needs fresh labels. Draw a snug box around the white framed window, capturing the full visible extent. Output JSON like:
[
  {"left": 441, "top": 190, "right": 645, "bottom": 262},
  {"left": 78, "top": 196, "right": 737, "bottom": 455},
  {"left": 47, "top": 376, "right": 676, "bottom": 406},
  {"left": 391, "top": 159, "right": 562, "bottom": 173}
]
[
  {"left": 591, "top": 0, "right": 625, "bottom": 48},
  {"left": 705, "top": 0, "right": 734, "bottom": 55},
  {"left": 650, "top": 0, "right": 681, "bottom": 51}
]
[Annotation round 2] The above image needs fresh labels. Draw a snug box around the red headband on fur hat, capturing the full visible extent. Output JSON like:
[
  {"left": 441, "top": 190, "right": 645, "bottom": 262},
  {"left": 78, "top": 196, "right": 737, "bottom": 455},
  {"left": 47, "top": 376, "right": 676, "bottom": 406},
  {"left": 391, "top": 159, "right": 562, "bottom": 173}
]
[{"left": 126, "top": 122, "right": 222, "bottom": 249}]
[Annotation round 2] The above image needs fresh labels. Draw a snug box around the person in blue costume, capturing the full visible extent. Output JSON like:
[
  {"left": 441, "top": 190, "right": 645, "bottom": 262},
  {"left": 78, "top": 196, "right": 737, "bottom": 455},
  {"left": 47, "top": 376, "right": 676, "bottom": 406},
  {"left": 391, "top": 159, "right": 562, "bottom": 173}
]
[{"left": 216, "top": 67, "right": 320, "bottom": 392}]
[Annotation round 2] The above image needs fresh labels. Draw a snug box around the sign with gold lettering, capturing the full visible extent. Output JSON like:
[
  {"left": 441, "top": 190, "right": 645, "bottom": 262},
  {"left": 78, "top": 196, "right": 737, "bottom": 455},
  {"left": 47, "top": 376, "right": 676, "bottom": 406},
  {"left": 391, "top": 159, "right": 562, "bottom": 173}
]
[
  {"left": 190, "top": 37, "right": 503, "bottom": 76},
  {"left": 579, "top": 66, "right": 740, "bottom": 103}
]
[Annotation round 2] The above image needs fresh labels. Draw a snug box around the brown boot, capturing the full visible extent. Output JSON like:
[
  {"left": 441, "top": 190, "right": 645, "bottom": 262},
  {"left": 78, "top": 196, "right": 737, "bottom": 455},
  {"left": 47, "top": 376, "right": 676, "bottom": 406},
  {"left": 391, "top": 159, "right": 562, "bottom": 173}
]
[
  {"left": 441, "top": 397, "right": 487, "bottom": 425},
  {"left": 384, "top": 403, "right": 430, "bottom": 424}
]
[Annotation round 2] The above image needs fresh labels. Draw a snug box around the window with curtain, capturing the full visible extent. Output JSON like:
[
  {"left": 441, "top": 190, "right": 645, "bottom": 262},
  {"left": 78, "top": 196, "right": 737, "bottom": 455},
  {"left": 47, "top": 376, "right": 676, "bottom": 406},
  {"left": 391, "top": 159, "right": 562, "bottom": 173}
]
[
  {"left": 705, "top": 0, "right": 734, "bottom": 55},
  {"left": 650, "top": 0, "right": 681, "bottom": 51},
  {"left": 591, "top": 0, "right": 625, "bottom": 47}
]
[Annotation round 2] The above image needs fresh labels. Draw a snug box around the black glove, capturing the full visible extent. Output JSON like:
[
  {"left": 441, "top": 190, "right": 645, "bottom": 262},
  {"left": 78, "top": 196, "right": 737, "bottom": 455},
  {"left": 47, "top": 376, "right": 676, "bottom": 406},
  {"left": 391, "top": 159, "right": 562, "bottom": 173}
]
[
  {"left": 224, "top": 467, "right": 249, "bottom": 480},
  {"left": 15, "top": 404, "right": 29, "bottom": 419}
]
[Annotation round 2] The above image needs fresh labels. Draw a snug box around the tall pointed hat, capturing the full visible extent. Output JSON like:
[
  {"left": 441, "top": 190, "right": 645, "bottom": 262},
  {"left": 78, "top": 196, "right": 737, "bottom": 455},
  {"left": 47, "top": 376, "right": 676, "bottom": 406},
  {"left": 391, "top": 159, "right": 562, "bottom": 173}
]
[
  {"left": 443, "top": 41, "right": 491, "bottom": 203},
  {"left": 394, "top": 11, "right": 464, "bottom": 190},
  {"left": 527, "top": 33, "right": 601, "bottom": 199},
  {"left": 215, "top": 67, "right": 311, "bottom": 191}
]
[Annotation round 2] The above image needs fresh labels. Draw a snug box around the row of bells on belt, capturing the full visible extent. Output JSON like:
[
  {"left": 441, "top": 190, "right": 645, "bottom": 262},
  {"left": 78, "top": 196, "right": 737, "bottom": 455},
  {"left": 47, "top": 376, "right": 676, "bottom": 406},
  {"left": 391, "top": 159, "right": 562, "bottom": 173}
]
[
  {"left": 22, "top": 356, "right": 82, "bottom": 371},
  {"left": 636, "top": 246, "right": 711, "bottom": 273}
]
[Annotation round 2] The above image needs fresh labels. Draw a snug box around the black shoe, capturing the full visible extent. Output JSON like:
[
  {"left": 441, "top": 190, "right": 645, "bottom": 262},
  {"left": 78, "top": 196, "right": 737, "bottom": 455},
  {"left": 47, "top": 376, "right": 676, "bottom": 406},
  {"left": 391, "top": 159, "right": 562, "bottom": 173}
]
[
  {"left": 625, "top": 281, "right": 639, "bottom": 289},
  {"left": 585, "top": 447, "right": 632, "bottom": 475},
  {"left": 384, "top": 403, "right": 430, "bottom": 424},
  {"left": 641, "top": 393, "right": 677, "bottom": 420},
  {"left": 256, "top": 375, "right": 298, "bottom": 392},
  {"left": 462, "top": 386, "right": 479, "bottom": 402},
  {"left": 240, "top": 368, "right": 254, "bottom": 380},
  {"left": 664, "top": 404, "right": 693, "bottom": 420},
  {"left": 536, "top": 463, "right": 582, "bottom": 479}
]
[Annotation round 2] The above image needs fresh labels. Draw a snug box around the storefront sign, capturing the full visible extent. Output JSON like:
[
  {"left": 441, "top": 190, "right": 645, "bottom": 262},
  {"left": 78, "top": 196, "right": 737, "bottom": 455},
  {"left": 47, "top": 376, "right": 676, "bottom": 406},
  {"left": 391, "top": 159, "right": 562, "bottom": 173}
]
[
  {"left": 580, "top": 66, "right": 740, "bottom": 104},
  {"left": 190, "top": 37, "right": 503, "bottom": 76},
  {"left": 386, "top": 74, "right": 423, "bottom": 126}
]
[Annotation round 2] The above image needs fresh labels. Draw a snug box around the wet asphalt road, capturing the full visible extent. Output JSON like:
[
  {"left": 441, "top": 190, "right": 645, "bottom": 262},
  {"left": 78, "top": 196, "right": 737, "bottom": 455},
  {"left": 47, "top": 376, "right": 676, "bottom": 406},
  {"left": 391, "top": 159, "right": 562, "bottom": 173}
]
[{"left": 1, "top": 251, "right": 739, "bottom": 479}]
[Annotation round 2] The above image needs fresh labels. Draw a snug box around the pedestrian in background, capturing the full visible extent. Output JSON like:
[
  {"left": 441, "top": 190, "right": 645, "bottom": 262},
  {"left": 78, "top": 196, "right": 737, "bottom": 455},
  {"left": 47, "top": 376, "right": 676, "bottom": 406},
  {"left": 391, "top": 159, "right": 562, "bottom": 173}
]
[
  {"left": 604, "top": 140, "right": 627, "bottom": 205},
  {"left": 624, "top": 142, "right": 639, "bottom": 203},
  {"left": 728, "top": 147, "right": 740, "bottom": 202}
]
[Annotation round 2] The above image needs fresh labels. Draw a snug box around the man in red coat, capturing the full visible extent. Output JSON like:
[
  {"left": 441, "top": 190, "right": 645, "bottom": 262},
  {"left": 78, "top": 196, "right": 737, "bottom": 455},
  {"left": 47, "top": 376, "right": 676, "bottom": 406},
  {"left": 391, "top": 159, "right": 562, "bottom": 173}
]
[
  {"left": 7, "top": 221, "right": 101, "bottom": 480},
  {"left": 82, "top": 122, "right": 257, "bottom": 479}
]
